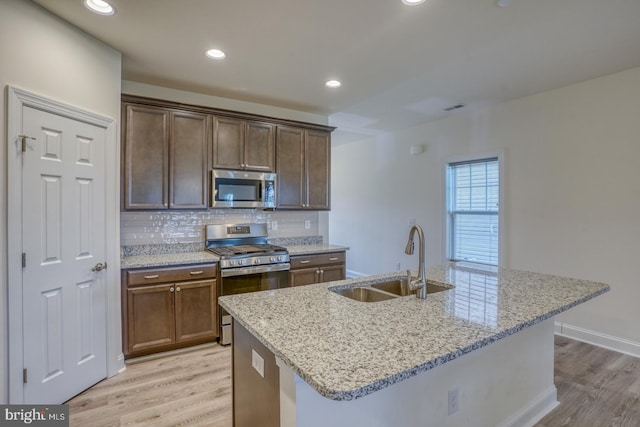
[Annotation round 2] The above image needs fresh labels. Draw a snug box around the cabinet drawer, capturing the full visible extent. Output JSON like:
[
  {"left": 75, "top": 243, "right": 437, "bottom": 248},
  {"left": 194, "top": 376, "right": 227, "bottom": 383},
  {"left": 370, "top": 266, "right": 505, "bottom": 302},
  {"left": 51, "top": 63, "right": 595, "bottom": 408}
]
[
  {"left": 126, "top": 264, "right": 217, "bottom": 286},
  {"left": 290, "top": 252, "right": 345, "bottom": 269}
]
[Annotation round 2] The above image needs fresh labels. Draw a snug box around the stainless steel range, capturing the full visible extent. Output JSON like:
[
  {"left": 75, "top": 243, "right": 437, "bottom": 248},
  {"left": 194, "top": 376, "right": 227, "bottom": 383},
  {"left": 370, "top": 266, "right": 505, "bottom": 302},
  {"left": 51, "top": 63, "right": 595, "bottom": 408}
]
[{"left": 205, "top": 223, "right": 290, "bottom": 345}]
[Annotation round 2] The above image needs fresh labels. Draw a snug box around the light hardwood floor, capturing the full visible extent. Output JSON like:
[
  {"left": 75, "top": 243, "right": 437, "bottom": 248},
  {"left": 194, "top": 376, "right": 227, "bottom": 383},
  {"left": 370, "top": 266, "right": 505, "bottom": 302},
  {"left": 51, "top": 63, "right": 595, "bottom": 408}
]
[
  {"left": 67, "top": 337, "right": 640, "bottom": 426},
  {"left": 67, "top": 344, "right": 232, "bottom": 427}
]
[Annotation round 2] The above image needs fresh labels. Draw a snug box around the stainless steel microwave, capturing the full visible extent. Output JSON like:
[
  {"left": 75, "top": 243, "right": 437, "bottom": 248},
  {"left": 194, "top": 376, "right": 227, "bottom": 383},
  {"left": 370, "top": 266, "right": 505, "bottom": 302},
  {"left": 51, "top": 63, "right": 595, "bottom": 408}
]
[{"left": 211, "top": 169, "right": 276, "bottom": 209}]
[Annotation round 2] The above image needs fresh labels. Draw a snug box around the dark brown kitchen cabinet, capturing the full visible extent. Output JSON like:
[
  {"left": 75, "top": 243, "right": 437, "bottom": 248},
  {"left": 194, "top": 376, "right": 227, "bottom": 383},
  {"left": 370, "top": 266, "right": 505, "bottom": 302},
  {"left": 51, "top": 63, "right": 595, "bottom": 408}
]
[
  {"left": 289, "top": 251, "right": 345, "bottom": 286},
  {"left": 212, "top": 116, "right": 275, "bottom": 172},
  {"left": 122, "top": 104, "right": 169, "bottom": 210},
  {"left": 122, "top": 264, "right": 217, "bottom": 358},
  {"left": 170, "top": 111, "right": 210, "bottom": 209},
  {"left": 276, "top": 126, "right": 331, "bottom": 210},
  {"left": 122, "top": 102, "right": 209, "bottom": 210}
]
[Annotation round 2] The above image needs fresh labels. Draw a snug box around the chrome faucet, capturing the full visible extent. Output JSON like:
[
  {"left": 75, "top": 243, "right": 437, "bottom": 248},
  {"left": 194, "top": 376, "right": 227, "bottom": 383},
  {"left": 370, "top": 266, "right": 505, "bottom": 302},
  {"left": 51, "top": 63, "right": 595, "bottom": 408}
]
[{"left": 405, "top": 224, "right": 427, "bottom": 299}]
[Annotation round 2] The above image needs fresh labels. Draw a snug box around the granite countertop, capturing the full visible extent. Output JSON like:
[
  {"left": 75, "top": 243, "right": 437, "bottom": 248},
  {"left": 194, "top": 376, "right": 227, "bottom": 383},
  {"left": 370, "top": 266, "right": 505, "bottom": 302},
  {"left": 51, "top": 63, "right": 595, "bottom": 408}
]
[
  {"left": 121, "top": 251, "right": 219, "bottom": 269},
  {"left": 218, "top": 263, "right": 610, "bottom": 401},
  {"left": 120, "top": 243, "right": 349, "bottom": 269},
  {"left": 286, "top": 244, "right": 349, "bottom": 256}
]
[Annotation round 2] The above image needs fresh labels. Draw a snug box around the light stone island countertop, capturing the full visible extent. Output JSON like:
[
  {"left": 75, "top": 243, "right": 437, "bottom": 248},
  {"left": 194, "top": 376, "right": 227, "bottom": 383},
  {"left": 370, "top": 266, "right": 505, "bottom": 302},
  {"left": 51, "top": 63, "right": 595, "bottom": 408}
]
[{"left": 218, "top": 263, "right": 610, "bottom": 401}]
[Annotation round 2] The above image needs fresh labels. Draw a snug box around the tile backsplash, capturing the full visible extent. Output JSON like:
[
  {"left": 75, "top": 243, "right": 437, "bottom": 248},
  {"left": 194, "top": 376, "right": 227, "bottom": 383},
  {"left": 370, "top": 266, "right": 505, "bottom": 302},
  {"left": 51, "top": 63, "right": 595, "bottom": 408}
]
[{"left": 120, "top": 209, "right": 321, "bottom": 246}]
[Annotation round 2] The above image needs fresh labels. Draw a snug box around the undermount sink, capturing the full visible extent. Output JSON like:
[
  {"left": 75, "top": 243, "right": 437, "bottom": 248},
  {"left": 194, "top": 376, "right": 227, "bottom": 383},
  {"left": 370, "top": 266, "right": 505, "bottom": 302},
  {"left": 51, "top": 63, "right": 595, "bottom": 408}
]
[
  {"left": 370, "top": 279, "right": 451, "bottom": 296},
  {"left": 330, "top": 278, "right": 453, "bottom": 302},
  {"left": 331, "top": 286, "right": 396, "bottom": 302}
]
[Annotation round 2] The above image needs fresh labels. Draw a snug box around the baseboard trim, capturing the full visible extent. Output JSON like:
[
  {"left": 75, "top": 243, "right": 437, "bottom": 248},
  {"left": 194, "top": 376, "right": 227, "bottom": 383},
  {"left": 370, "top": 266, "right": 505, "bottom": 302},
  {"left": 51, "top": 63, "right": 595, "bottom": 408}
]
[
  {"left": 555, "top": 321, "right": 640, "bottom": 359},
  {"left": 497, "top": 385, "right": 558, "bottom": 427},
  {"left": 345, "top": 269, "right": 368, "bottom": 279}
]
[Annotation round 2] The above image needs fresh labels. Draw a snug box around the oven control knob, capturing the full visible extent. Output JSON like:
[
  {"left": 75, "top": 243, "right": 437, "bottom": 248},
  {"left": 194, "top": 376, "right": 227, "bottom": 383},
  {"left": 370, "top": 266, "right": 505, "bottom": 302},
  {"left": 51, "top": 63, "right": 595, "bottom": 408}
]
[
  {"left": 238, "top": 259, "right": 245, "bottom": 265},
  {"left": 254, "top": 258, "right": 260, "bottom": 265},
  {"left": 229, "top": 260, "right": 235, "bottom": 266},
  {"left": 277, "top": 256, "right": 282, "bottom": 261}
]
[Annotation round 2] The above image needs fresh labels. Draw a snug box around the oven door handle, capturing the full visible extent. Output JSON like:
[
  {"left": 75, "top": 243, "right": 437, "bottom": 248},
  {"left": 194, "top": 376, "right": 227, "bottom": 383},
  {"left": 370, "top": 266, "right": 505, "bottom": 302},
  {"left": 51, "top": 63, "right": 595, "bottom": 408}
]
[{"left": 220, "top": 263, "right": 291, "bottom": 278}]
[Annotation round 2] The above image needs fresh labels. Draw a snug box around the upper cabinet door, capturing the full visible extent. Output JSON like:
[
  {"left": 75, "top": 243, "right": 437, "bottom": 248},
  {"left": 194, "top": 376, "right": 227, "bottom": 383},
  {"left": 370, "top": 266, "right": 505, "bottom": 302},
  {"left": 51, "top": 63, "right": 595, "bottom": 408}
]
[
  {"left": 122, "top": 103, "right": 169, "bottom": 210},
  {"left": 276, "top": 126, "right": 305, "bottom": 209},
  {"left": 276, "top": 127, "right": 331, "bottom": 210},
  {"left": 305, "top": 130, "right": 331, "bottom": 210},
  {"left": 170, "top": 111, "right": 210, "bottom": 209},
  {"left": 213, "top": 117, "right": 275, "bottom": 172},
  {"left": 212, "top": 116, "right": 244, "bottom": 170},
  {"left": 244, "top": 121, "right": 275, "bottom": 171}
]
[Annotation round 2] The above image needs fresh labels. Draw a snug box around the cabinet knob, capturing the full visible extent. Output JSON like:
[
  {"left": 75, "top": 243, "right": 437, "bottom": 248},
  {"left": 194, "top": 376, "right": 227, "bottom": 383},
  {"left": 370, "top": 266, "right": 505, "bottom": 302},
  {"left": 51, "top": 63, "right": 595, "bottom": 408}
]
[
  {"left": 170, "top": 287, "right": 175, "bottom": 292},
  {"left": 176, "top": 286, "right": 181, "bottom": 292}
]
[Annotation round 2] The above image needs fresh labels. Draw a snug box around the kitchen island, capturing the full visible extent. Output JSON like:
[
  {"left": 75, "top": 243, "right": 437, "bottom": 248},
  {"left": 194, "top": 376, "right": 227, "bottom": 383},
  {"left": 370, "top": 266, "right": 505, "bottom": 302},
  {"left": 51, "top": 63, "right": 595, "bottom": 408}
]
[{"left": 218, "top": 263, "right": 609, "bottom": 427}]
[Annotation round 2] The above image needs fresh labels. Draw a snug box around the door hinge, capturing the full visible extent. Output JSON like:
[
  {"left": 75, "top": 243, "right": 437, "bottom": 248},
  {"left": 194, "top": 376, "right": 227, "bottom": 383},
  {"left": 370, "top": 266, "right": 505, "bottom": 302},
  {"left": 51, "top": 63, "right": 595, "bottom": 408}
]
[
  {"left": 22, "top": 253, "right": 26, "bottom": 268},
  {"left": 18, "top": 134, "right": 35, "bottom": 153},
  {"left": 23, "top": 368, "right": 28, "bottom": 384}
]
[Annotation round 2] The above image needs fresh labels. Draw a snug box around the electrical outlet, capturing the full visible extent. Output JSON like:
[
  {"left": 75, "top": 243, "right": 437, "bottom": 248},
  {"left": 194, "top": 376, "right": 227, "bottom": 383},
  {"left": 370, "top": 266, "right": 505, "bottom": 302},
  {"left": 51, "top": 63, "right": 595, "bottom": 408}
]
[
  {"left": 447, "top": 388, "right": 459, "bottom": 415},
  {"left": 272, "top": 220, "right": 278, "bottom": 231},
  {"left": 304, "top": 219, "right": 311, "bottom": 229},
  {"left": 408, "top": 218, "right": 415, "bottom": 226},
  {"left": 252, "top": 349, "right": 264, "bottom": 378},
  {"left": 396, "top": 262, "right": 401, "bottom": 270}
]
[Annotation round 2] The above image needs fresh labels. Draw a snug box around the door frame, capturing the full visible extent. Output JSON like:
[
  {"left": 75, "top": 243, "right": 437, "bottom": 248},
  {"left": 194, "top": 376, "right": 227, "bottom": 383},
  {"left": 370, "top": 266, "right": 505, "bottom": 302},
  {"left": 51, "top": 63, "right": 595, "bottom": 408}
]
[{"left": 7, "top": 86, "right": 124, "bottom": 403}]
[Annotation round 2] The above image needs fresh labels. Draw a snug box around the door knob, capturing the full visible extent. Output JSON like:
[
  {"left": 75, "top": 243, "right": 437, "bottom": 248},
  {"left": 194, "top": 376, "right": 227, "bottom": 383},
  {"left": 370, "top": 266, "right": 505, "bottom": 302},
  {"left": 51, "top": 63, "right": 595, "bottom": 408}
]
[{"left": 92, "top": 262, "right": 107, "bottom": 272}]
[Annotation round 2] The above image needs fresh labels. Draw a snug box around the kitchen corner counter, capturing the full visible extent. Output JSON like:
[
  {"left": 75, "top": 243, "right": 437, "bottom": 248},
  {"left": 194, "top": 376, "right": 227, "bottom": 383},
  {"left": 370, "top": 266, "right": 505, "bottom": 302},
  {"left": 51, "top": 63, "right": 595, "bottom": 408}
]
[
  {"left": 219, "top": 263, "right": 609, "bottom": 402},
  {"left": 285, "top": 244, "right": 349, "bottom": 256},
  {"left": 121, "top": 251, "right": 219, "bottom": 269}
]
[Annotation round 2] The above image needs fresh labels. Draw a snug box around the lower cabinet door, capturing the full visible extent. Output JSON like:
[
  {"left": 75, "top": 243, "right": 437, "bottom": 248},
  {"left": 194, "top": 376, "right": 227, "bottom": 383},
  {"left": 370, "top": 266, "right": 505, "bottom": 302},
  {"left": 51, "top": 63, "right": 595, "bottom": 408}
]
[
  {"left": 289, "top": 267, "right": 318, "bottom": 287},
  {"left": 127, "top": 284, "right": 176, "bottom": 355},
  {"left": 175, "top": 279, "right": 217, "bottom": 343},
  {"left": 320, "top": 265, "right": 345, "bottom": 283}
]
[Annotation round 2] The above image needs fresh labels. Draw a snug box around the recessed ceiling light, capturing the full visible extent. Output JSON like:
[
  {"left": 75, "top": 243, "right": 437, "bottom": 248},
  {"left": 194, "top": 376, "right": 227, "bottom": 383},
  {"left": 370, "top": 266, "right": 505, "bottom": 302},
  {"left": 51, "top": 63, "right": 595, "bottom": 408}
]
[
  {"left": 325, "top": 80, "right": 341, "bottom": 88},
  {"left": 206, "top": 49, "right": 226, "bottom": 60},
  {"left": 84, "top": 0, "right": 115, "bottom": 15},
  {"left": 402, "top": 0, "right": 426, "bottom": 5}
]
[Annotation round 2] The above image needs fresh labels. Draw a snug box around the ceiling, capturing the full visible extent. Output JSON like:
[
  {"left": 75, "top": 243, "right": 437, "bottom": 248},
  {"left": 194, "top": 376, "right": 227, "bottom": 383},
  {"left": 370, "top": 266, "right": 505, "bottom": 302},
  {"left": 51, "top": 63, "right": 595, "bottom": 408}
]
[{"left": 32, "top": 0, "right": 640, "bottom": 144}]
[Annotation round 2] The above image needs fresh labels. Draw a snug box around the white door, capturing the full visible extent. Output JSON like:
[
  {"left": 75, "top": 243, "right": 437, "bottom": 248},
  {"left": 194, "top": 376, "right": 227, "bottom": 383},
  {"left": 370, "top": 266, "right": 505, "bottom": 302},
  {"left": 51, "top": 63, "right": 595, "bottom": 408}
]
[{"left": 21, "top": 106, "right": 107, "bottom": 403}]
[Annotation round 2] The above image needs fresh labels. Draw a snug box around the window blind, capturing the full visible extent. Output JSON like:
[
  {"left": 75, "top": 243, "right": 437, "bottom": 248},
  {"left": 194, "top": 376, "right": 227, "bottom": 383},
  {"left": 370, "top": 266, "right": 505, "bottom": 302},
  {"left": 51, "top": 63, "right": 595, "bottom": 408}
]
[{"left": 448, "top": 158, "right": 499, "bottom": 266}]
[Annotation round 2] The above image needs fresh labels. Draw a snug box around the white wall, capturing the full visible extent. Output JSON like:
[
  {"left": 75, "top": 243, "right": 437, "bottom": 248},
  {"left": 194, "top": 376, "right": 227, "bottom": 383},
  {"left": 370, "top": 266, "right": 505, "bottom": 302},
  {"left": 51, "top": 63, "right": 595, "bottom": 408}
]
[
  {"left": 331, "top": 66, "right": 640, "bottom": 346},
  {"left": 0, "top": 0, "right": 122, "bottom": 403},
  {"left": 122, "top": 80, "right": 328, "bottom": 126}
]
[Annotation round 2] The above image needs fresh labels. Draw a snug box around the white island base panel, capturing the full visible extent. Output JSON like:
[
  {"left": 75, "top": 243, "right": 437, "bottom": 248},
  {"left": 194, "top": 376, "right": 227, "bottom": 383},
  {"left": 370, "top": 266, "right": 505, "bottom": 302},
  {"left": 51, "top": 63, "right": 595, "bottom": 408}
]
[{"left": 276, "top": 318, "right": 559, "bottom": 427}]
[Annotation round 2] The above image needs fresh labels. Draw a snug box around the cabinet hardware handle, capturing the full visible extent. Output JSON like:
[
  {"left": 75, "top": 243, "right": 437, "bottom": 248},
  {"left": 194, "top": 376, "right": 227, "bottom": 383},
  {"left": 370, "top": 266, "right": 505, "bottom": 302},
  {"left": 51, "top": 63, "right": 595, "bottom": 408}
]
[
  {"left": 144, "top": 274, "right": 160, "bottom": 279},
  {"left": 190, "top": 271, "right": 204, "bottom": 275},
  {"left": 299, "top": 260, "right": 311, "bottom": 264},
  {"left": 328, "top": 257, "right": 338, "bottom": 261},
  {"left": 170, "top": 287, "right": 175, "bottom": 292},
  {"left": 176, "top": 286, "right": 181, "bottom": 292}
]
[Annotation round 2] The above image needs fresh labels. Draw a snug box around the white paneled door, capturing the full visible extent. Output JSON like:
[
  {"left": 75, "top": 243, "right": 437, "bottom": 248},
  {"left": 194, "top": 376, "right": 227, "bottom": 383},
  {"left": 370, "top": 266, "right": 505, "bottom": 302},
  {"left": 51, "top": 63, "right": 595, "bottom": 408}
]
[{"left": 21, "top": 106, "right": 107, "bottom": 403}]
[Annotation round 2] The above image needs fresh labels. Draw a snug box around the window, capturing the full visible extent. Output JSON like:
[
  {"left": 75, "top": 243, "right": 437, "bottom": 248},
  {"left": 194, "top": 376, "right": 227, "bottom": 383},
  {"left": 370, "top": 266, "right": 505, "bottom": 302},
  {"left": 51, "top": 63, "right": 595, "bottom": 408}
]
[{"left": 446, "top": 157, "right": 499, "bottom": 266}]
